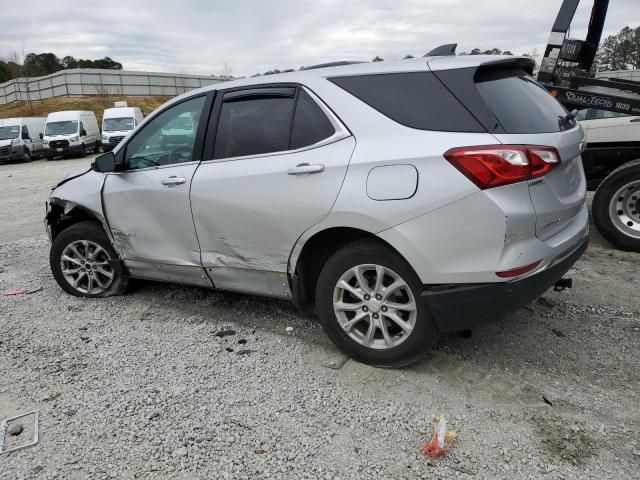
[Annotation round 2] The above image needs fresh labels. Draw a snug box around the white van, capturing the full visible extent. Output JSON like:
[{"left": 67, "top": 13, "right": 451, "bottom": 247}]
[
  {"left": 0, "top": 117, "right": 47, "bottom": 162},
  {"left": 101, "top": 106, "right": 143, "bottom": 152},
  {"left": 43, "top": 111, "right": 100, "bottom": 159}
]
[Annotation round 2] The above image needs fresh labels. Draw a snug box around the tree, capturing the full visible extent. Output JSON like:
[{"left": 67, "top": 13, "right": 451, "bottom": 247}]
[
  {"left": 0, "top": 62, "right": 12, "bottom": 83},
  {"left": 61, "top": 56, "right": 78, "bottom": 69},
  {"left": 595, "top": 25, "right": 640, "bottom": 71},
  {"left": 371, "top": 56, "right": 384, "bottom": 62},
  {"left": 23, "top": 52, "right": 63, "bottom": 76}
]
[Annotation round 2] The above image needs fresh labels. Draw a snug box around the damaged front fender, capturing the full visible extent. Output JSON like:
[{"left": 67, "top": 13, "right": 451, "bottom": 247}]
[{"left": 45, "top": 170, "right": 124, "bottom": 258}]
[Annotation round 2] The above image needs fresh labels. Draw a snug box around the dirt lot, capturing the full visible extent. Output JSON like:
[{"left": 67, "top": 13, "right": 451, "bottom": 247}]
[{"left": 0, "top": 157, "right": 639, "bottom": 479}]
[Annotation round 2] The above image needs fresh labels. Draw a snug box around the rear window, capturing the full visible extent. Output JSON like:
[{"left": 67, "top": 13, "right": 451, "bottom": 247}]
[
  {"left": 475, "top": 69, "right": 572, "bottom": 133},
  {"left": 329, "top": 72, "right": 484, "bottom": 132}
]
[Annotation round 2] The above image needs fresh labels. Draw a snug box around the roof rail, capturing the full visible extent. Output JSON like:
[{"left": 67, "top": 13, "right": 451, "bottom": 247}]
[
  {"left": 424, "top": 44, "right": 458, "bottom": 57},
  {"left": 300, "top": 61, "right": 365, "bottom": 71}
]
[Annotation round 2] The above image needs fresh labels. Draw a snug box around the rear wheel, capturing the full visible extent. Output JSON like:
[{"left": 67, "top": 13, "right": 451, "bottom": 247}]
[
  {"left": 50, "top": 221, "right": 129, "bottom": 297},
  {"left": 315, "top": 240, "right": 437, "bottom": 367},
  {"left": 593, "top": 160, "right": 640, "bottom": 252}
]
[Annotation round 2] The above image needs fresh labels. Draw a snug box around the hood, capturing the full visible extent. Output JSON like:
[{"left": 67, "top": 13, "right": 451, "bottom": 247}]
[
  {"left": 0, "top": 139, "right": 13, "bottom": 147},
  {"left": 52, "top": 166, "right": 92, "bottom": 190}
]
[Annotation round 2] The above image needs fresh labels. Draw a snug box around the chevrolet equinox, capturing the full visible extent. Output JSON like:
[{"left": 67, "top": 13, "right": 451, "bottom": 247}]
[{"left": 46, "top": 55, "right": 588, "bottom": 367}]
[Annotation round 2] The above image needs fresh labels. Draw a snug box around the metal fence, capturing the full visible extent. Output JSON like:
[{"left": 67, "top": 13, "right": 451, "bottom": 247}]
[{"left": 0, "top": 68, "right": 230, "bottom": 105}]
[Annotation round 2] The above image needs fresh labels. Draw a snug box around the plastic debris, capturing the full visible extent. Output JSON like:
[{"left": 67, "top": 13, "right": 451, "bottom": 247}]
[
  {"left": 4, "top": 289, "right": 26, "bottom": 296},
  {"left": 423, "top": 415, "right": 456, "bottom": 457},
  {"left": 0, "top": 410, "right": 39, "bottom": 455},
  {"left": 4, "top": 287, "right": 42, "bottom": 296},
  {"left": 285, "top": 326, "right": 294, "bottom": 333}
]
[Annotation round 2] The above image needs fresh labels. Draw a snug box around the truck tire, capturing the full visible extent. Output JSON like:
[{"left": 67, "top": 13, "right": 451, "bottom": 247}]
[
  {"left": 593, "top": 159, "right": 640, "bottom": 252},
  {"left": 315, "top": 239, "right": 438, "bottom": 368},
  {"left": 23, "top": 149, "right": 32, "bottom": 163}
]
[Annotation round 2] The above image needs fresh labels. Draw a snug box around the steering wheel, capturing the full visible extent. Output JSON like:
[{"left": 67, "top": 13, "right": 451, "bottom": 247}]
[{"left": 168, "top": 146, "right": 192, "bottom": 164}]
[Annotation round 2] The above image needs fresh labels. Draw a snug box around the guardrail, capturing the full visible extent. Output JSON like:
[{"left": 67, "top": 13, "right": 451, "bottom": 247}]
[{"left": 0, "top": 69, "right": 230, "bottom": 105}]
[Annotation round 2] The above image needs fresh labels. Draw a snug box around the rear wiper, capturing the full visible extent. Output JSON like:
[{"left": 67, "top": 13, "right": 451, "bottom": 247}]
[{"left": 559, "top": 109, "right": 578, "bottom": 128}]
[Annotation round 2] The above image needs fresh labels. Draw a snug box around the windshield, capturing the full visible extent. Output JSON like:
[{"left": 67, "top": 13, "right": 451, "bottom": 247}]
[
  {"left": 45, "top": 121, "right": 78, "bottom": 136},
  {"left": 0, "top": 125, "right": 20, "bottom": 140},
  {"left": 103, "top": 117, "right": 134, "bottom": 132}
]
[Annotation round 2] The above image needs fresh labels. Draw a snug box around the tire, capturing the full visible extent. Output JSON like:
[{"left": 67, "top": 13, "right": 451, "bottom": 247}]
[
  {"left": 93, "top": 142, "right": 99, "bottom": 154},
  {"left": 80, "top": 144, "right": 87, "bottom": 158},
  {"left": 315, "top": 240, "right": 438, "bottom": 367},
  {"left": 50, "top": 221, "right": 129, "bottom": 298},
  {"left": 592, "top": 159, "right": 640, "bottom": 252},
  {"left": 22, "top": 149, "right": 31, "bottom": 163},
  {"left": 45, "top": 155, "right": 54, "bottom": 161}
]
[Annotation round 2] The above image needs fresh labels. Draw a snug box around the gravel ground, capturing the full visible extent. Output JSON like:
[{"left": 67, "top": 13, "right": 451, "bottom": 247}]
[{"left": 1, "top": 158, "right": 639, "bottom": 479}]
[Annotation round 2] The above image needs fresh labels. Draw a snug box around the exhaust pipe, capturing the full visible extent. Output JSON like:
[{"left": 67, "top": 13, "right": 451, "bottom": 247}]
[{"left": 553, "top": 277, "right": 572, "bottom": 292}]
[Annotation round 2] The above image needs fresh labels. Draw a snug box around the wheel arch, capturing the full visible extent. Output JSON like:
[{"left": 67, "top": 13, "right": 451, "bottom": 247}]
[
  {"left": 46, "top": 198, "right": 105, "bottom": 241},
  {"left": 289, "top": 225, "right": 411, "bottom": 306}
]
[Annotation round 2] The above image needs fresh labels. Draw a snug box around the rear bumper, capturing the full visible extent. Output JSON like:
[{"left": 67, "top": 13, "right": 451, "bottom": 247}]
[{"left": 422, "top": 237, "right": 588, "bottom": 332}]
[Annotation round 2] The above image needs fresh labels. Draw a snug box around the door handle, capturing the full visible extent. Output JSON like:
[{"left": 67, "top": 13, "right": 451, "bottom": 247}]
[
  {"left": 161, "top": 176, "right": 186, "bottom": 186},
  {"left": 287, "top": 163, "right": 325, "bottom": 175}
]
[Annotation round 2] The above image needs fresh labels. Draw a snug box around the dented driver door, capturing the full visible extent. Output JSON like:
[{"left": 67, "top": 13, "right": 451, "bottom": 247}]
[
  {"left": 102, "top": 94, "right": 214, "bottom": 286},
  {"left": 190, "top": 86, "right": 354, "bottom": 298}
]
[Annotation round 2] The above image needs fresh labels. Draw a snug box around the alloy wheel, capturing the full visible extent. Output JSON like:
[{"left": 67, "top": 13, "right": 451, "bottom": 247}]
[
  {"left": 333, "top": 264, "right": 417, "bottom": 350},
  {"left": 60, "top": 240, "right": 114, "bottom": 294}
]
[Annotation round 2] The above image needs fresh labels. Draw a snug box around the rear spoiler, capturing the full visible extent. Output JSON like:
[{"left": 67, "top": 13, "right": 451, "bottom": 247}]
[{"left": 478, "top": 57, "right": 536, "bottom": 76}]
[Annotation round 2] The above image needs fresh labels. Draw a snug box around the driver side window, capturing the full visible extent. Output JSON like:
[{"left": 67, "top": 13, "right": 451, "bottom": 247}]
[{"left": 124, "top": 96, "right": 206, "bottom": 171}]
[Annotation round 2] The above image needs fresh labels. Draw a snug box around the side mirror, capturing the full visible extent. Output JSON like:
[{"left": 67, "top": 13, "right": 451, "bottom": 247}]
[
  {"left": 92, "top": 152, "right": 116, "bottom": 173},
  {"left": 80, "top": 129, "right": 87, "bottom": 137},
  {"left": 39, "top": 132, "right": 43, "bottom": 139}
]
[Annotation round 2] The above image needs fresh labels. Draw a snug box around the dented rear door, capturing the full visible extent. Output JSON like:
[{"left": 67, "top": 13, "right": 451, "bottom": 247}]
[{"left": 190, "top": 86, "right": 354, "bottom": 297}]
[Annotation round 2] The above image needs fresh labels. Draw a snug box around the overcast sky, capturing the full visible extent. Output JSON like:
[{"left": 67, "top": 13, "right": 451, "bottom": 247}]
[{"left": 1, "top": 0, "right": 638, "bottom": 77}]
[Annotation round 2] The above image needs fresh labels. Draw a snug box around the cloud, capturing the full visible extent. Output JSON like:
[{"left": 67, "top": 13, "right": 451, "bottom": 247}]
[{"left": 1, "top": 0, "right": 638, "bottom": 76}]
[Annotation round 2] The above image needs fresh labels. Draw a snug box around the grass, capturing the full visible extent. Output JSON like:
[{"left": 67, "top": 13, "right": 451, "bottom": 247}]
[{"left": 0, "top": 95, "right": 172, "bottom": 125}]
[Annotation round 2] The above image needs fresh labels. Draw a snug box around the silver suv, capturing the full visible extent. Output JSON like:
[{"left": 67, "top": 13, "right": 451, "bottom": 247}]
[{"left": 46, "top": 55, "right": 588, "bottom": 367}]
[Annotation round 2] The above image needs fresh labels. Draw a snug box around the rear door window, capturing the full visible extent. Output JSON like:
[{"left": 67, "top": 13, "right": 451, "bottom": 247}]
[
  {"left": 475, "top": 69, "right": 572, "bottom": 133},
  {"left": 214, "top": 96, "right": 295, "bottom": 159},
  {"left": 329, "top": 72, "right": 484, "bottom": 132},
  {"left": 290, "top": 90, "right": 335, "bottom": 149}
]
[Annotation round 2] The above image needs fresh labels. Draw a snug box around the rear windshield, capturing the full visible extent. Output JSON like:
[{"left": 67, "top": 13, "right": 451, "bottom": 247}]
[
  {"left": 329, "top": 72, "right": 484, "bottom": 132},
  {"left": 475, "top": 69, "right": 572, "bottom": 133}
]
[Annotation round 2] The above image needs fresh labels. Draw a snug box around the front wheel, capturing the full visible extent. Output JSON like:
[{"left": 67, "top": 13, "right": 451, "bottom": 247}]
[
  {"left": 22, "top": 149, "right": 32, "bottom": 163},
  {"left": 315, "top": 240, "right": 437, "bottom": 367},
  {"left": 50, "top": 221, "right": 128, "bottom": 297},
  {"left": 593, "top": 160, "right": 640, "bottom": 252}
]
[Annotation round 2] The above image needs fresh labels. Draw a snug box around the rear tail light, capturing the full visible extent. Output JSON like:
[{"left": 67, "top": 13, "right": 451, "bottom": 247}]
[{"left": 444, "top": 145, "right": 560, "bottom": 190}]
